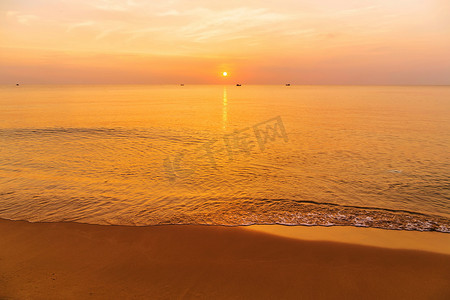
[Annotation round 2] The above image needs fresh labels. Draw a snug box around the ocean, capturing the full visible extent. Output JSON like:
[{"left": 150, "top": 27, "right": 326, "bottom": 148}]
[{"left": 1, "top": 85, "right": 449, "bottom": 231}]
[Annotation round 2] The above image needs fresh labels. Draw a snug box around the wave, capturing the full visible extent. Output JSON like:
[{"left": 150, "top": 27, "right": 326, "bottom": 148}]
[
  {"left": 1, "top": 197, "right": 448, "bottom": 233},
  {"left": 139, "top": 198, "right": 450, "bottom": 232}
]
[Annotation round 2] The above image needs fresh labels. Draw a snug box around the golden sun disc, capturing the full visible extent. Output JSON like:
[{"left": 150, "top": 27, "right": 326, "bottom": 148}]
[{"left": 222, "top": 72, "right": 228, "bottom": 77}]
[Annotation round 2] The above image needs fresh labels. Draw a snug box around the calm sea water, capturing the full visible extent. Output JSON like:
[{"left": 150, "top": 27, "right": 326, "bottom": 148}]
[{"left": 1, "top": 85, "right": 449, "bottom": 231}]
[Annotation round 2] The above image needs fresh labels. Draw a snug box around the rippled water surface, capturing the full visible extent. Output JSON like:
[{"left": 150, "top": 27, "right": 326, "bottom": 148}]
[{"left": 1, "top": 85, "right": 449, "bottom": 231}]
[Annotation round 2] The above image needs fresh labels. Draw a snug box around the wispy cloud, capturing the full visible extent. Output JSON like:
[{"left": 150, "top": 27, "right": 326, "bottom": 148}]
[
  {"left": 84, "top": 6, "right": 293, "bottom": 49},
  {"left": 66, "top": 21, "right": 95, "bottom": 32},
  {"left": 6, "top": 11, "right": 39, "bottom": 25},
  {"left": 167, "top": 7, "right": 291, "bottom": 42},
  {"left": 156, "top": 10, "right": 180, "bottom": 17},
  {"left": 90, "top": 0, "right": 140, "bottom": 12}
]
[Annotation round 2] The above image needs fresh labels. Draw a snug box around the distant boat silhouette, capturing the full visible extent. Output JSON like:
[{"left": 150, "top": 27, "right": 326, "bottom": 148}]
[
  {"left": 180, "top": 84, "right": 184, "bottom": 86},
  {"left": 16, "top": 83, "right": 19, "bottom": 86},
  {"left": 236, "top": 84, "right": 241, "bottom": 86},
  {"left": 285, "top": 83, "right": 290, "bottom": 86}
]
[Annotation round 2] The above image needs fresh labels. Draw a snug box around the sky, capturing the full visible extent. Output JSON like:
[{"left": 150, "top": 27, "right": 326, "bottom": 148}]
[{"left": 1, "top": 0, "right": 449, "bottom": 84}]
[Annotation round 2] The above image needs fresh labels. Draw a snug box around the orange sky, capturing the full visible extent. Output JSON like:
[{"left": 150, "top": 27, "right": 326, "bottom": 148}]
[{"left": 1, "top": 0, "right": 449, "bottom": 84}]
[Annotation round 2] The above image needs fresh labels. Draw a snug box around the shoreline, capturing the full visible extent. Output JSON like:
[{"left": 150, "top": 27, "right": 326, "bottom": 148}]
[
  {"left": 2, "top": 217, "right": 450, "bottom": 254},
  {"left": 1, "top": 218, "right": 450, "bottom": 299},
  {"left": 248, "top": 224, "right": 450, "bottom": 255}
]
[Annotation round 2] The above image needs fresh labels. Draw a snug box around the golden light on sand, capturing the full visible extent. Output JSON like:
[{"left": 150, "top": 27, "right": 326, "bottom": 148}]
[{"left": 222, "top": 72, "right": 228, "bottom": 77}]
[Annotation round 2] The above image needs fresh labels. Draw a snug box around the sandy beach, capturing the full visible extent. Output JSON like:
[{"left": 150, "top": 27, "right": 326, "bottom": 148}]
[{"left": 1, "top": 219, "right": 449, "bottom": 299}]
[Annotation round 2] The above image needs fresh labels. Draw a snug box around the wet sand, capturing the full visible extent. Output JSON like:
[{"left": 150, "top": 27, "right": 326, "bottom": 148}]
[{"left": 1, "top": 219, "right": 449, "bottom": 299}]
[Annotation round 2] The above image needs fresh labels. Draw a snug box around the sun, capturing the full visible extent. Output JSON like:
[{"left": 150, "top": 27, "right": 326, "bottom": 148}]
[{"left": 222, "top": 72, "right": 228, "bottom": 77}]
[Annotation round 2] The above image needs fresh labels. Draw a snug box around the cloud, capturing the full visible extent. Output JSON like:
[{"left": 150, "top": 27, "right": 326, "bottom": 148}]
[
  {"left": 66, "top": 21, "right": 95, "bottom": 32},
  {"left": 172, "top": 7, "right": 292, "bottom": 42},
  {"left": 90, "top": 0, "right": 139, "bottom": 12},
  {"left": 6, "top": 11, "right": 39, "bottom": 25},
  {"left": 6, "top": 11, "right": 18, "bottom": 17},
  {"left": 98, "top": 6, "right": 292, "bottom": 47},
  {"left": 156, "top": 10, "right": 180, "bottom": 17}
]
